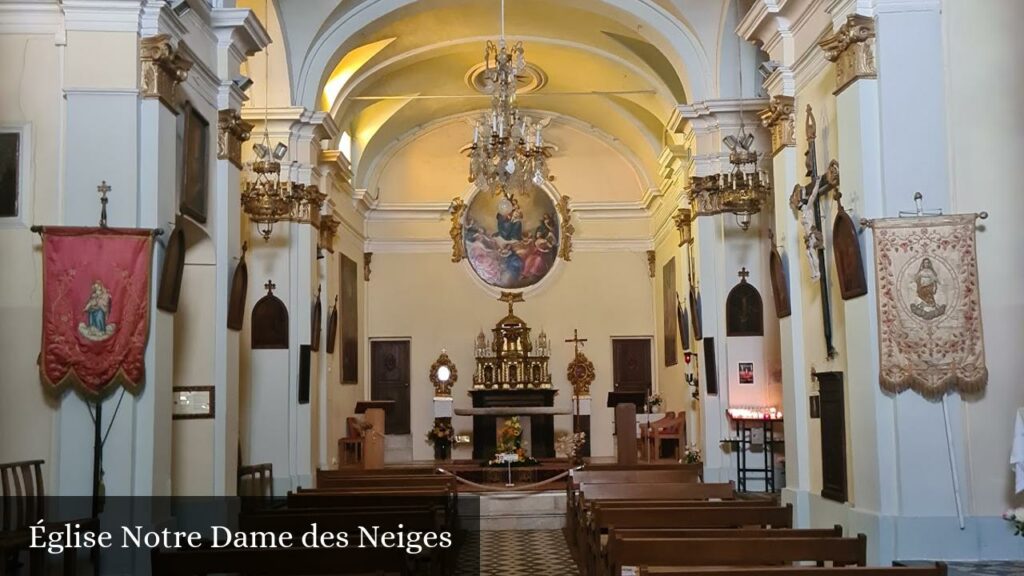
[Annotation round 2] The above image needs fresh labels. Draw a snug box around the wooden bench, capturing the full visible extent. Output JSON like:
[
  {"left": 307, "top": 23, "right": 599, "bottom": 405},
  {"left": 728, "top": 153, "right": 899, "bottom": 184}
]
[
  {"left": 238, "top": 505, "right": 454, "bottom": 574},
  {"left": 581, "top": 505, "right": 794, "bottom": 574},
  {"left": 637, "top": 565, "right": 947, "bottom": 576},
  {"left": 289, "top": 487, "right": 457, "bottom": 529},
  {"left": 565, "top": 469, "right": 703, "bottom": 546},
  {"left": 573, "top": 481, "right": 735, "bottom": 546},
  {"left": 316, "top": 466, "right": 438, "bottom": 484},
  {"left": 605, "top": 534, "right": 867, "bottom": 576},
  {"left": 151, "top": 544, "right": 431, "bottom": 576},
  {"left": 317, "top": 474, "right": 457, "bottom": 491}
]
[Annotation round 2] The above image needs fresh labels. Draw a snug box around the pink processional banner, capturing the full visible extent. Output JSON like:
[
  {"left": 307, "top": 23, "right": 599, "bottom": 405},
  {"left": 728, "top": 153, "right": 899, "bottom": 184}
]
[{"left": 40, "top": 227, "right": 154, "bottom": 397}]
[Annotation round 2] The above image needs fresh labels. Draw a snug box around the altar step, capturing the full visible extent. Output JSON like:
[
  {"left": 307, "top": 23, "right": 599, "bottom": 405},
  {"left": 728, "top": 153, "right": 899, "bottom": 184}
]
[
  {"left": 458, "top": 490, "right": 567, "bottom": 531},
  {"left": 384, "top": 434, "right": 413, "bottom": 464}
]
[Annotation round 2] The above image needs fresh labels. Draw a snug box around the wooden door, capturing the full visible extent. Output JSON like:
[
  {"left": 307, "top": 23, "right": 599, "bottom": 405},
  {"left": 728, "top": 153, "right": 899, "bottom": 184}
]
[
  {"left": 370, "top": 340, "right": 411, "bottom": 435},
  {"left": 818, "top": 372, "right": 848, "bottom": 503},
  {"left": 612, "top": 338, "right": 652, "bottom": 394}
]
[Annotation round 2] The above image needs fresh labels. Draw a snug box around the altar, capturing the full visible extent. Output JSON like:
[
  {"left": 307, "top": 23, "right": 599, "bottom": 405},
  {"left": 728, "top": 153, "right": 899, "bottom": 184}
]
[
  {"left": 463, "top": 294, "right": 563, "bottom": 460},
  {"left": 458, "top": 390, "right": 567, "bottom": 459}
]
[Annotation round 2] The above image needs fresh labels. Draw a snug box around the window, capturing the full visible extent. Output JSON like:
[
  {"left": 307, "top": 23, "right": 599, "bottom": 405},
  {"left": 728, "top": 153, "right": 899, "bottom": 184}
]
[
  {"left": 0, "top": 131, "right": 20, "bottom": 218},
  {"left": 0, "top": 125, "right": 30, "bottom": 228}
]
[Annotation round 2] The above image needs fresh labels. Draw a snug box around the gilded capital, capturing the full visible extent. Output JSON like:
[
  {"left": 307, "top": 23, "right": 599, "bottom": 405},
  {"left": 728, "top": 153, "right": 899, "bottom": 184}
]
[
  {"left": 139, "top": 34, "right": 193, "bottom": 112},
  {"left": 819, "top": 14, "right": 877, "bottom": 95},
  {"left": 319, "top": 213, "right": 339, "bottom": 253},
  {"left": 673, "top": 208, "right": 693, "bottom": 247},
  {"left": 217, "top": 109, "right": 253, "bottom": 169},
  {"left": 758, "top": 95, "right": 796, "bottom": 155}
]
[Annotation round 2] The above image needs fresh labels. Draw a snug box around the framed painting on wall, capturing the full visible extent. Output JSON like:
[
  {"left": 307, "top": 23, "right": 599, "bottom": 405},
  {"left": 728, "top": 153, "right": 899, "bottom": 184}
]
[
  {"left": 340, "top": 254, "right": 359, "bottom": 384},
  {"left": 180, "top": 103, "right": 209, "bottom": 223},
  {"left": 663, "top": 258, "right": 678, "bottom": 366}
]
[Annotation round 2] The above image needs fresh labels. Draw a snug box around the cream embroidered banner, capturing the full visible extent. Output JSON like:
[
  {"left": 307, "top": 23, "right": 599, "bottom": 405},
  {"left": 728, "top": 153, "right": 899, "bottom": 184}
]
[{"left": 870, "top": 214, "right": 987, "bottom": 398}]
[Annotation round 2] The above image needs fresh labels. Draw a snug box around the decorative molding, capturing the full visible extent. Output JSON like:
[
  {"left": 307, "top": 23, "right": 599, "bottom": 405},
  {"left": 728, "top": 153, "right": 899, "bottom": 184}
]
[
  {"left": 557, "top": 195, "right": 575, "bottom": 262},
  {"left": 139, "top": 34, "right": 193, "bottom": 112},
  {"left": 363, "top": 252, "right": 373, "bottom": 281},
  {"left": 758, "top": 95, "right": 797, "bottom": 155},
  {"left": 448, "top": 197, "right": 466, "bottom": 263},
  {"left": 61, "top": 0, "right": 142, "bottom": 32},
  {"left": 318, "top": 214, "right": 339, "bottom": 253},
  {"left": 217, "top": 109, "right": 252, "bottom": 169},
  {"left": 673, "top": 208, "right": 694, "bottom": 247},
  {"left": 819, "top": 14, "right": 877, "bottom": 95},
  {"left": 646, "top": 250, "right": 656, "bottom": 278},
  {"left": 0, "top": 3, "right": 61, "bottom": 34},
  {"left": 363, "top": 237, "right": 653, "bottom": 254}
]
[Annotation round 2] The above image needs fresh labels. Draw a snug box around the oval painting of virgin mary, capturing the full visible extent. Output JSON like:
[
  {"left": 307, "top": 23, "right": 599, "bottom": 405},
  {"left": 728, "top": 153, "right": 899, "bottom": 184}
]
[{"left": 463, "top": 189, "right": 560, "bottom": 289}]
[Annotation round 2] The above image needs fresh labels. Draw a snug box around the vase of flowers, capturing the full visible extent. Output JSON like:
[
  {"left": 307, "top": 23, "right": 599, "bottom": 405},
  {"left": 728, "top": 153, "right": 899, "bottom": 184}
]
[
  {"left": 1003, "top": 508, "right": 1024, "bottom": 535},
  {"left": 646, "top": 393, "right": 663, "bottom": 414},
  {"left": 488, "top": 417, "right": 538, "bottom": 466},
  {"left": 426, "top": 420, "right": 454, "bottom": 461},
  {"left": 557, "top": 431, "right": 588, "bottom": 466},
  {"left": 683, "top": 444, "right": 702, "bottom": 464}
]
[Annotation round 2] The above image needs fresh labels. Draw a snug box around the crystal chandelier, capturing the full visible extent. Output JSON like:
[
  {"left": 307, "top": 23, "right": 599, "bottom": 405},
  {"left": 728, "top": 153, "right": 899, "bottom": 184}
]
[{"left": 465, "top": 0, "right": 553, "bottom": 199}]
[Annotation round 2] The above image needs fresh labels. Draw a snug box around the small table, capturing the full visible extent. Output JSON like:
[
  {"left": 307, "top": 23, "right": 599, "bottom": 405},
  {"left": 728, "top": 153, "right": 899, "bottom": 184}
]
[
  {"left": 355, "top": 401, "right": 394, "bottom": 470},
  {"left": 722, "top": 417, "right": 783, "bottom": 493}
]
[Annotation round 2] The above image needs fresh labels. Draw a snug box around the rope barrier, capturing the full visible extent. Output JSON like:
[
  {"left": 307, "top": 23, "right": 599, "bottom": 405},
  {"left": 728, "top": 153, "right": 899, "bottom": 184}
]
[{"left": 436, "top": 467, "right": 577, "bottom": 493}]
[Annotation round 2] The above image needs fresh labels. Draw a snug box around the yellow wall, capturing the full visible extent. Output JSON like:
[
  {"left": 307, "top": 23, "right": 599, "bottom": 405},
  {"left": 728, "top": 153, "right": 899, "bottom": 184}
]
[
  {"left": 0, "top": 34, "right": 61, "bottom": 471},
  {"left": 366, "top": 250, "right": 654, "bottom": 460}
]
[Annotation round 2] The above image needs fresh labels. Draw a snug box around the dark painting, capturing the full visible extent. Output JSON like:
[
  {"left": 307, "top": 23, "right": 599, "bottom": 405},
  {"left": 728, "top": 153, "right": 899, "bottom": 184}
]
[
  {"left": 340, "top": 254, "right": 359, "bottom": 383},
  {"left": 769, "top": 244, "right": 792, "bottom": 318},
  {"left": 833, "top": 207, "right": 867, "bottom": 300},
  {"left": 663, "top": 258, "right": 677, "bottom": 366},
  {"left": 0, "top": 132, "right": 19, "bottom": 217},
  {"left": 726, "top": 278, "right": 764, "bottom": 337},
  {"left": 180, "top": 104, "right": 209, "bottom": 223},
  {"left": 251, "top": 285, "right": 288, "bottom": 349}
]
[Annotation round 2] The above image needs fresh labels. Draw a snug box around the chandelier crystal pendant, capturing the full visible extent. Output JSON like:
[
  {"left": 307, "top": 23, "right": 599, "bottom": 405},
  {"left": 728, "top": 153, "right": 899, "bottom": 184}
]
[{"left": 466, "top": 0, "right": 553, "bottom": 199}]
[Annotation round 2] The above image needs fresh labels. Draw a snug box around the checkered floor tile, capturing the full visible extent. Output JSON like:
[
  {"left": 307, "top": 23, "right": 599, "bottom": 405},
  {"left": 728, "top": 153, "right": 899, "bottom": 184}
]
[
  {"left": 455, "top": 530, "right": 579, "bottom": 576},
  {"left": 948, "top": 562, "right": 1024, "bottom": 576}
]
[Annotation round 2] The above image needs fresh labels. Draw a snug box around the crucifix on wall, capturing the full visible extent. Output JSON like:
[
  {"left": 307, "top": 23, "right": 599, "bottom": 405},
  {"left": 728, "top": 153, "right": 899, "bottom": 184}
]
[{"left": 789, "top": 105, "right": 840, "bottom": 359}]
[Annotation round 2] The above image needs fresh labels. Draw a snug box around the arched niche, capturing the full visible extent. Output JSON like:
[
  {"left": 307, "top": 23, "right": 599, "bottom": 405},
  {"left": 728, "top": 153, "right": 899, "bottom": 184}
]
[
  {"left": 251, "top": 282, "right": 289, "bottom": 349},
  {"left": 725, "top": 273, "right": 764, "bottom": 337}
]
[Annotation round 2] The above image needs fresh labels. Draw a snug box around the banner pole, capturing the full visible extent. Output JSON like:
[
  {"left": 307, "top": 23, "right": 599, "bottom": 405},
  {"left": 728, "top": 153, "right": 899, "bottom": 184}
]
[
  {"left": 941, "top": 395, "right": 965, "bottom": 529},
  {"left": 92, "top": 400, "right": 102, "bottom": 518}
]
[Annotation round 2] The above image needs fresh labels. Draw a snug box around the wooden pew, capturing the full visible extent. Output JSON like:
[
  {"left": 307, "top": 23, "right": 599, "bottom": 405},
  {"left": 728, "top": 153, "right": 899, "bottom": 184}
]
[
  {"left": 637, "top": 565, "right": 948, "bottom": 576},
  {"left": 565, "top": 469, "right": 703, "bottom": 546},
  {"left": 605, "top": 534, "right": 868, "bottom": 576},
  {"left": 316, "top": 466, "right": 437, "bottom": 484},
  {"left": 151, "top": 544, "right": 430, "bottom": 576},
  {"left": 288, "top": 487, "right": 457, "bottom": 529},
  {"left": 317, "top": 474, "right": 456, "bottom": 491},
  {"left": 582, "top": 504, "right": 794, "bottom": 575},
  {"left": 238, "top": 505, "right": 453, "bottom": 574},
  {"left": 573, "top": 481, "right": 735, "bottom": 546}
]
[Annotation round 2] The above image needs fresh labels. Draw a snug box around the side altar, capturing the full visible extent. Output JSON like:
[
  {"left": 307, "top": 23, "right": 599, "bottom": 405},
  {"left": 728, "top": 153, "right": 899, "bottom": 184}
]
[{"left": 455, "top": 294, "right": 565, "bottom": 460}]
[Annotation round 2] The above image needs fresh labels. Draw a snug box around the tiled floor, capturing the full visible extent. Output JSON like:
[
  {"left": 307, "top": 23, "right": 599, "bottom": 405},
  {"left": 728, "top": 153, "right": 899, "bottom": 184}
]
[
  {"left": 948, "top": 562, "right": 1024, "bottom": 575},
  {"left": 455, "top": 530, "right": 580, "bottom": 575}
]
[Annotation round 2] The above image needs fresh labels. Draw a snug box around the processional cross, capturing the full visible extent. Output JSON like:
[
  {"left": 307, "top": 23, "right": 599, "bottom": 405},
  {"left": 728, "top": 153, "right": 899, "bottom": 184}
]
[
  {"left": 564, "top": 329, "right": 588, "bottom": 355},
  {"left": 789, "top": 105, "right": 840, "bottom": 359}
]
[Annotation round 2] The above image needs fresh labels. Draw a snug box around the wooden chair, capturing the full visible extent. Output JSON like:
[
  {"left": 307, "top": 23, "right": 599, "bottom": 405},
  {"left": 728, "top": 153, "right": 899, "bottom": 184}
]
[
  {"left": 237, "top": 462, "right": 274, "bottom": 511},
  {"left": 338, "top": 417, "right": 363, "bottom": 466},
  {"left": 643, "top": 411, "right": 686, "bottom": 460},
  {"left": 1, "top": 460, "right": 88, "bottom": 576}
]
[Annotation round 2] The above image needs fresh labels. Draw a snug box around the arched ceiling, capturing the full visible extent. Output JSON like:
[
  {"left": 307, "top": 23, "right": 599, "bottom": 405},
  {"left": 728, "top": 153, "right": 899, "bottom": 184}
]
[{"left": 270, "top": 0, "right": 730, "bottom": 204}]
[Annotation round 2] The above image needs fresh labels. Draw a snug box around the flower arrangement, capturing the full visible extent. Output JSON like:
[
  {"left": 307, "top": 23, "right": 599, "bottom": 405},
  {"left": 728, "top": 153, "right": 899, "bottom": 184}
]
[
  {"left": 488, "top": 417, "right": 537, "bottom": 466},
  {"left": 646, "top": 393, "right": 663, "bottom": 413},
  {"left": 683, "top": 444, "right": 702, "bottom": 464},
  {"left": 1003, "top": 508, "right": 1024, "bottom": 535},
  {"left": 425, "top": 420, "right": 454, "bottom": 446},
  {"left": 557, "top": 431, "right": 587, "bottom": 464}
]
